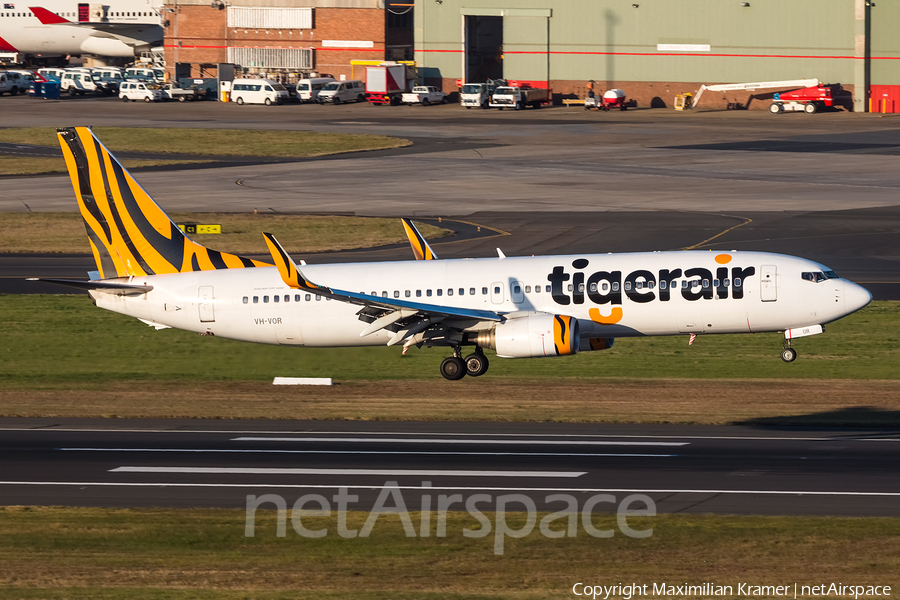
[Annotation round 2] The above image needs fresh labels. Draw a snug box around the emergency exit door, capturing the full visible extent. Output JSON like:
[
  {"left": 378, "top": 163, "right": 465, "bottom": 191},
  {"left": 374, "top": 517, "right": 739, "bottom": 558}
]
[
  {"left": 198, "top": 286, "right": 216, "bottom": 322},
  {"left": 760, "top": 265, "right": 777, "bottom": 302}
]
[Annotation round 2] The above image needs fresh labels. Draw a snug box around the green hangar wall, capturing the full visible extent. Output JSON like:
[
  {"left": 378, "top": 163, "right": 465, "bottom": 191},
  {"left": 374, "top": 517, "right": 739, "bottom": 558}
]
[{"left": 414, "top": 0, "right": 899, "bottom": 111}]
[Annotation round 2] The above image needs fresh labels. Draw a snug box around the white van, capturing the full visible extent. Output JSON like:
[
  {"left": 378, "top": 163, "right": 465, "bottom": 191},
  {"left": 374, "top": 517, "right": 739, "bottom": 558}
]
[
  {"left": 124, "top": 67, "right": 164, "bottom": 82},
  {"left": 0, "top": 70, "right": 28, "bottom": 95},
  {"left": 230, "top": 78, "right": 289, "bottom": 105},
  {"left": 119, "top": 81, "right": 164, "bottom": 102},
  {"left": 316, "top": 80, "right": 366, "bottom": 105},
  {"left": 295, "top": 77, "right": 335, "bottom": 103}
]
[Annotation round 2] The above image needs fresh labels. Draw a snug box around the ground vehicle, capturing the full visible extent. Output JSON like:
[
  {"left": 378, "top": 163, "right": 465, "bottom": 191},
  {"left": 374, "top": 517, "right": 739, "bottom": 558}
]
[
  {"left": 230, "top": 79, "right": 289, "bottom": 105},
  {"left": 691, "top": 78, "right": 819, "bottom": 109},
  {"left": 119, "top": 80, "right": 163, "bottom": 102},
  {"left": 37, "top": 67, "right": 66, "bottom": 82},
  {"left": 489, "top": 85, "right": 551, "bottom": 110},
  {"left": 585, "top": 88, "right": 628, "bottom": 111},
  {"left": 124, "top": 67, "right": 164, "bottom": 82},
  {"left": 295, "top": 77, "right": 335, "bottom": 103},
  {"left": 0, "top": 52, "right": 23, "bottom": 67},
  {"left": 157, "top": 82, "right": 203, "bottom": 102},
  {"left": 460, "top": 81, "right": 499, "bottom": 109},
  {"left": 60, "top": 69, "right": 103, "bottom": 95},
  {"left": 0, "top": 70, "right": 29, "bottom": 95},
  {"left": 769, "top": 83, "right": 852, "bottom": 114},
  {"left": 318, "top": 79, "right": 366, "bottom": 104},
  {"left": 365, "top": 64, "right": 406, "bottom": 105},
  {"left": 401, "top": 86, "right": 448, "bottom": 105}
]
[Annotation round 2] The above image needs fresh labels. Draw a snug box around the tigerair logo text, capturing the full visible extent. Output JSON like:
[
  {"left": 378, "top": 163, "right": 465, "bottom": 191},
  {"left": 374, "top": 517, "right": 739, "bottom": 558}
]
[{"left": 547, "top": 256, "right": 756, "bottom": 325}]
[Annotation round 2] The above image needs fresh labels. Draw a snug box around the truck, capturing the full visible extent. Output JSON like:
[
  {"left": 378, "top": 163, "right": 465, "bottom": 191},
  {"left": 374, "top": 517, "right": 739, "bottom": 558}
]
[
  {"left": 365, "top": 63, "right": 407, "bottom": 105},
  {"left": 488, "top": 84, "right": 551, "bottom": 110},
  {"left": 459, "top": 81, "right": 501, "bottom": 109},
  {"left": 156, "top": 82, "right": 204, "bottom": 102},
  {"left": 401, "top": 86, "right": 448, "bottom": 105}
]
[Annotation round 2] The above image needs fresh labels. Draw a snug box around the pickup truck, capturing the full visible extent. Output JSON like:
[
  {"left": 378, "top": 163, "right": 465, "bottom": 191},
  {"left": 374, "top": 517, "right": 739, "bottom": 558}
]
[
  {"left": 401, "top": 86, "right": 448, "bottom": 105},
  {"left": 156, "top": 82, "right": 203, "bottom": 102}
]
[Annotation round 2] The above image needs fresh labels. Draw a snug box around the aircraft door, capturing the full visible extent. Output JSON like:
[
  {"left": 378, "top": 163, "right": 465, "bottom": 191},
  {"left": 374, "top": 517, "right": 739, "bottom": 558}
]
[
  {"left": 198, "top": 286, "right": 215, "bottom": 322},
  {"left": 760, "top": 265, "right": 777, "bottom": 302},
  {"left": 491, "top": 281, "right": 504, "bottom": 305}
]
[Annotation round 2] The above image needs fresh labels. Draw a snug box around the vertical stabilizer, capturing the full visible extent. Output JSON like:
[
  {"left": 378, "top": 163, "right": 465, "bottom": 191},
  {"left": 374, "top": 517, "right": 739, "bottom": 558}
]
[{"left": 57, "top": 127, "right": 269, "bottom": 278}]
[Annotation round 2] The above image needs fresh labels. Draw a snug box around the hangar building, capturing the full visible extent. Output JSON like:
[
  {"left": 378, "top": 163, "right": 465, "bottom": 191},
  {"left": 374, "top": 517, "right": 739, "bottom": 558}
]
[{"left": 413, "top": 0, "right": 900, "bottom": 111}]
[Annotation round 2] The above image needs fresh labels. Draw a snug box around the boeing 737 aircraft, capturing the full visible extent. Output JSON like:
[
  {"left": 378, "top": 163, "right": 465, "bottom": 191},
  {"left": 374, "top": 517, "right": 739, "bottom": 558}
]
[
  {"left": 0, "top": 1, "right": 161, "bottom": 58},
  {"left": 32, "top": 127, "right": 873, "bottom": 380}
]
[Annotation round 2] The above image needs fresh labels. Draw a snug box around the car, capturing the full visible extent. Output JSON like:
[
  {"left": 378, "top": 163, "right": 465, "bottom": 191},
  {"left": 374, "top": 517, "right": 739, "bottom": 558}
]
[
  {"left": 119, "top": 80, "right": 164, "bottom": 102},
  {"left": 401, "top": 85, "right": 449, "bottom": 106}
]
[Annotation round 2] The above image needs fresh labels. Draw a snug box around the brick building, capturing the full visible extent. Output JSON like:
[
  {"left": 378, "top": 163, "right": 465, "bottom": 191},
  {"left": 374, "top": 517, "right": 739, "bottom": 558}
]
[{"left": 163, "top": 0, "right": 412, "bottom": 82}]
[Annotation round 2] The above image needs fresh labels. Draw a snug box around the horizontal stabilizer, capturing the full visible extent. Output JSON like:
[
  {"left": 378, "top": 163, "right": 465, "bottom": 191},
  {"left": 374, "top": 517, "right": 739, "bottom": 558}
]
[{"left": 27, "top": 277, "right": 153, "bottom": 293}]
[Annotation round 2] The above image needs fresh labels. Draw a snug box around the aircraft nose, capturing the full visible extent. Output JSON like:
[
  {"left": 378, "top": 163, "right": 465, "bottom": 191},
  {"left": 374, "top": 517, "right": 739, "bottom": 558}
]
[{"left": 844, "top": 281, "right": 873, "bottom": 314}]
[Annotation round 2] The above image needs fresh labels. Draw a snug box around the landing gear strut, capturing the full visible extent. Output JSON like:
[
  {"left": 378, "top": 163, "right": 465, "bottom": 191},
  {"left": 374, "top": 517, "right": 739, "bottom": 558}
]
[{"left": 781, "top": 338, "right": 798, "bottom": 363}]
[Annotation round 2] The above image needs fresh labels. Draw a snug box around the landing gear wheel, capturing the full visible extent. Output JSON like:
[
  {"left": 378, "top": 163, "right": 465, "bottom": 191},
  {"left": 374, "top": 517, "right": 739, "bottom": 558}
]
[
  {"left": 464, "top": 353, "right": 489, "bottom": 377},
  {"left": 440, "top": 356, "right": 467, "bottom": 380},
  {"left": 804, "top": 102, "right": 817, "bottom": 114},
  {"left": 769, "top": 102, "right": 783, "bottom": 114},
  {"left": 781, "top": 348, "right": 797, "bottom": 363}
]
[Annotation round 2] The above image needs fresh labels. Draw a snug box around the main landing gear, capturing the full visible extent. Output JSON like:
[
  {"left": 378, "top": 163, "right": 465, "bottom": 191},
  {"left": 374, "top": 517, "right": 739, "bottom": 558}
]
[
  {"left": 781, "top": 338, "right": 798, "bottom": 363},
  {"left": 440, "top": 348, "right": 490, "bottom": 380}
]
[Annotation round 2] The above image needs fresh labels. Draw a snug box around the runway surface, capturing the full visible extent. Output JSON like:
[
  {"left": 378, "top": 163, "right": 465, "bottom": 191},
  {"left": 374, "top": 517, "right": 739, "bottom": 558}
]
[{"left": 1, "top": 418, "right": 899, "bottom": 516}]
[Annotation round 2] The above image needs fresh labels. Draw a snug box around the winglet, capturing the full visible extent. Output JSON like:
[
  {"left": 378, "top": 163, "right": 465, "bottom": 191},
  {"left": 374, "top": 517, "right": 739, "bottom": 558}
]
[
  {"left": 29, "top": 6, "right": 71, "bottom": 24},
  {"left": 262, "top": 232, "right": 329, "bottom": 292},
  {"left": 401, "top": 218, "right": 438, "bottom": 260}
]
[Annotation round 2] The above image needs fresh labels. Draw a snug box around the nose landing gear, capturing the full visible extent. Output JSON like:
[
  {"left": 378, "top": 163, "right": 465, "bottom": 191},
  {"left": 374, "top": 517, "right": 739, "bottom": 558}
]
[{"left": 781, "top": 339, "right": 798, "bottom": 363}]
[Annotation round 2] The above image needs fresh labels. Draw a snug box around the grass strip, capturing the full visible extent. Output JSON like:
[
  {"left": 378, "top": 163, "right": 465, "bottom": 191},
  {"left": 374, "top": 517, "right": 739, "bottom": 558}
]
[
  {"left": 0, "top": 127, "right": 411, "bottom": 157},
  {"left": 1, "top": 296, "right": 898, "bottom": 423},
  {"left": 0, "top": 213, "right": 451, "bottom": 254},
  {"left": 0, "top": 507, "right": 897, "bottom": 598},
  {"left": 0, "top": 156, "right": 211, "bottom": 176}
]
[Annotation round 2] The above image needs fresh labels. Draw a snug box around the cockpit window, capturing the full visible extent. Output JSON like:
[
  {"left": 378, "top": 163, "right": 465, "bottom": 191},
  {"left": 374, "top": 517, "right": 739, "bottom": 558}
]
[{"left": 802, "top": 271, "right": 839, "bottom": 283}]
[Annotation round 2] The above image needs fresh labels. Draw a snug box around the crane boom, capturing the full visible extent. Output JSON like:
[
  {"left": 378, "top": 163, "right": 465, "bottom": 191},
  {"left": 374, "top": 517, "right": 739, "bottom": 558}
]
[{"left": 692, "top": 78, "right": 820, "bottom": 108}]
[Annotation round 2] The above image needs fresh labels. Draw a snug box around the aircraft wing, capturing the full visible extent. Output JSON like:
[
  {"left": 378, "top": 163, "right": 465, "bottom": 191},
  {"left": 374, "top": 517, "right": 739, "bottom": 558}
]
[
  {"left": 263, "top": 232, "right": 500, "bottom": 346},
  {"left": 401, "top": 218, "right": 438, "bottom": 260}
]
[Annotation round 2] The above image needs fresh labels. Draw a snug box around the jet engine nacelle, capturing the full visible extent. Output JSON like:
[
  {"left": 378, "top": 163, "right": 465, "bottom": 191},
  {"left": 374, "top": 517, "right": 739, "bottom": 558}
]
[{"left": 474, "top": 312, "right": 579, "bottom": 358}]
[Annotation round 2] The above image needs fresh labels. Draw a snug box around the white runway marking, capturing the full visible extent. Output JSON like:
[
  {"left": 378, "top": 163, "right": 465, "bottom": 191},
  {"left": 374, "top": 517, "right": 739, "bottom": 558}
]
[
  {"left": 109, "top": 467, "right": 587, "bottom": 478},
  {"left": 230, "top": 437, "right": 689, "bottom": 447},
  {"left": 4, "top": 427, "right": 897, "bottom": 442},
  {"left": 59, "top": 448, "right": 677, "bottom": 458},
  {"left": 2, "top": 481, "right": 900, "bottom": 496}
]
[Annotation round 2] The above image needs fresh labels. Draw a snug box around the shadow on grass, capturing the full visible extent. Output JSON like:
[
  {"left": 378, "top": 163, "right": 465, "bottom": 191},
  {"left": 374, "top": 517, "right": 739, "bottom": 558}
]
[{"left": 736, "top": 406, "right": 900, "bottom": 429}]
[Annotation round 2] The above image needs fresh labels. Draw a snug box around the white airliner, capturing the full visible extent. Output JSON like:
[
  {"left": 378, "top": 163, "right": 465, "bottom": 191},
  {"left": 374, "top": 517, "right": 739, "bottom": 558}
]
[
  {"left": 0, "top": 1, "right": 161, "bottom": 58},
  {"left": 33, "top": 127, "right": 873, "bottom": 380}
]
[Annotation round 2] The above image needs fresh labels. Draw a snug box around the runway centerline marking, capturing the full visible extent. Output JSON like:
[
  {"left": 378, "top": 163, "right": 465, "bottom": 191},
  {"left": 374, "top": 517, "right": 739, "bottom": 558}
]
[
  {"left": 109, "top": 467, "right": 587, "bottom": 478},
  {"left": 59, "top": 448, "right": 678, "bottom": 458},
  {"left": 230, "top": 437, "right": 689, "bottom": 447},
  {"left": 3, "top": 481, "right": 900, "bottom": 497}
]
